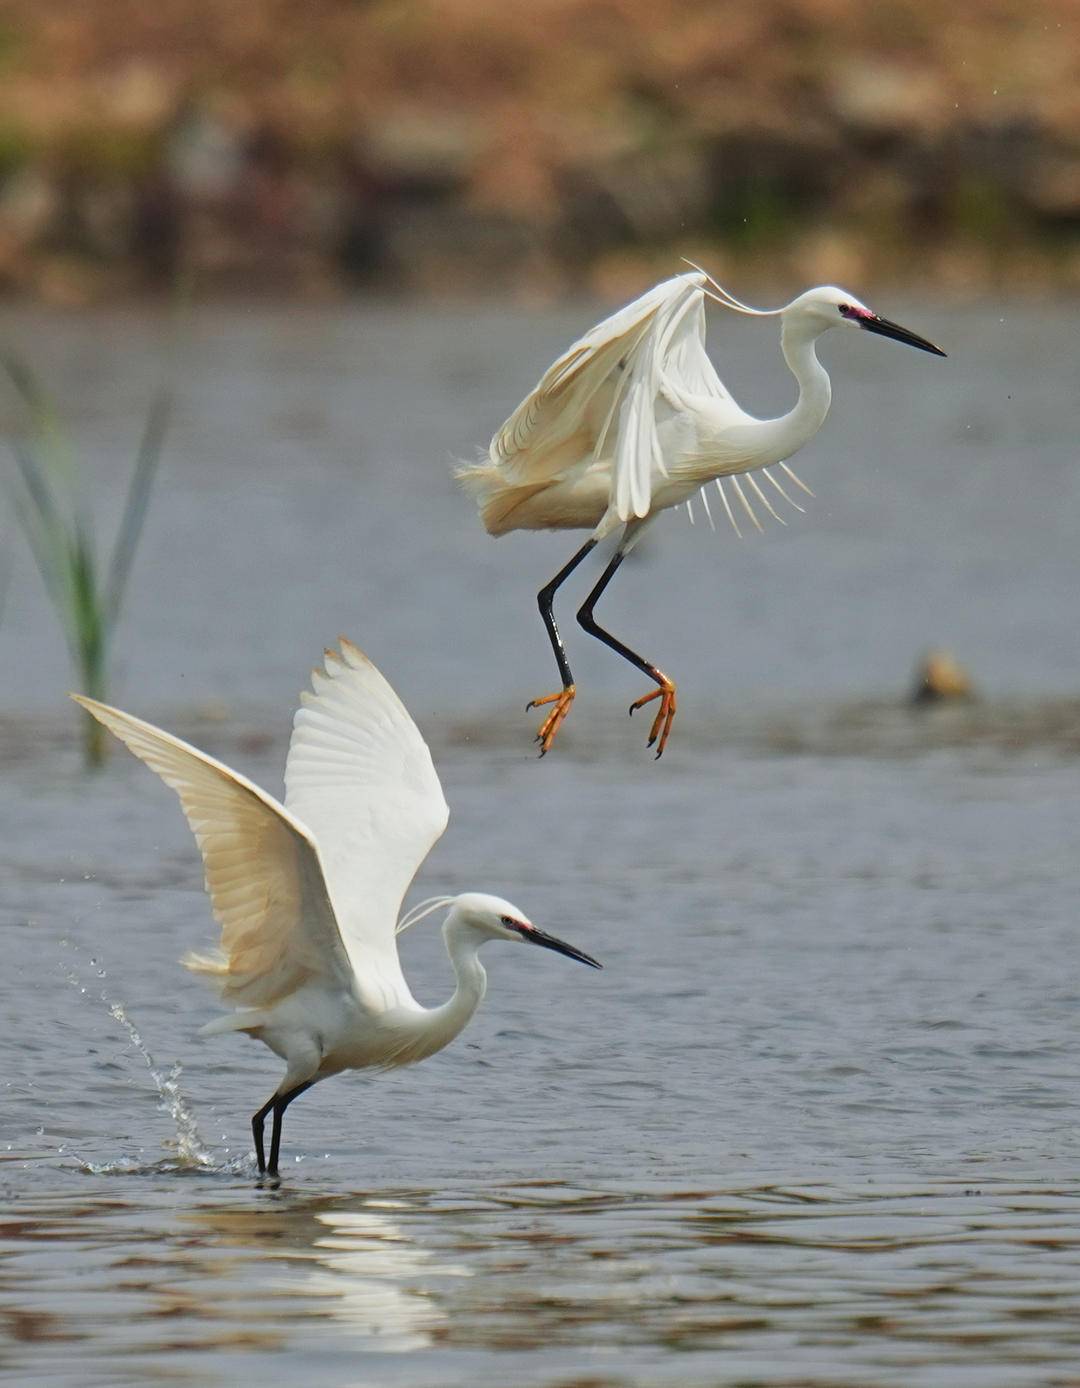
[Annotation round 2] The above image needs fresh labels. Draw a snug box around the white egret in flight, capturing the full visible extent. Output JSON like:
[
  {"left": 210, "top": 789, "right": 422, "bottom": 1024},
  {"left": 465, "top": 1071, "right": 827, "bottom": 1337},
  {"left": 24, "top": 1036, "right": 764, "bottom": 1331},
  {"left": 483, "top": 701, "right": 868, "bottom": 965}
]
[
  {"left": 74, "top": 639, "right": 600, "bottom": 1180},
  {"left": 460, "top": 266, "right": 945, "bottom": 758}
]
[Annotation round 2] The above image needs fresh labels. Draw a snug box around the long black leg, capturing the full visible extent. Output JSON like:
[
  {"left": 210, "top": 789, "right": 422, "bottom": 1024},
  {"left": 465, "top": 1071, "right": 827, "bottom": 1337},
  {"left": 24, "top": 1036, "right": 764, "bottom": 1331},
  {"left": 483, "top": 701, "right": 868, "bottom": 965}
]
[
  {"left": 252, "top": 1094, "right": 277, "bottom": 1174},
  {"left": 527, "top": 537, "right": 597, "bottom": 755},
  {"left": 576, "top": 546, "right": 678, "bottom": 757},
  {"left": 534, "top": 537, "right": 597, "bottom": 689},
  {"left": 267, "top": 1080, "right": 315, "bottom": 1178}
]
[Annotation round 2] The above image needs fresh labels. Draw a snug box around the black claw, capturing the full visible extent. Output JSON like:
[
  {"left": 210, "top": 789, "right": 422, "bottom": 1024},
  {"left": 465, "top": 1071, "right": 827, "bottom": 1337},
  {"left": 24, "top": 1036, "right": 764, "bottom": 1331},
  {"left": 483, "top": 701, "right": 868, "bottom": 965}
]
[
  {"left": 628, "top": 703, "right": 636, "bottom": 718},
  {"left": 526, "top": 700, "right": 536, "bottom": 711}
]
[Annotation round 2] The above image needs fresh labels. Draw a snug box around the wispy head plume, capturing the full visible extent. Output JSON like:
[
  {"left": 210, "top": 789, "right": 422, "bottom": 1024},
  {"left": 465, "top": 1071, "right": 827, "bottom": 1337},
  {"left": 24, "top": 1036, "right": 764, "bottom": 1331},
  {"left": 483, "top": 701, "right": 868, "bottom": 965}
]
[
  {"left": 396, "top": 895, "right": 456, "bottom": 935},
  {"left": 681, "top": 258, "right": 780, "bottom": 317}
]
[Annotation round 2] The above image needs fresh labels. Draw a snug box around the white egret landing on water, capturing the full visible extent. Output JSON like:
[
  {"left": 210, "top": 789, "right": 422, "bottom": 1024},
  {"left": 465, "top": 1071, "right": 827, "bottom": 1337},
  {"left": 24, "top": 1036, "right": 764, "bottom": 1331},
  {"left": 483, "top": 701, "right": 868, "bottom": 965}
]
[
  {"left": 460, "top": 266, "right": 946, "bottom": 758},
  {"left": 74, "top": 640, "right": 600, "bottom": 1181}
]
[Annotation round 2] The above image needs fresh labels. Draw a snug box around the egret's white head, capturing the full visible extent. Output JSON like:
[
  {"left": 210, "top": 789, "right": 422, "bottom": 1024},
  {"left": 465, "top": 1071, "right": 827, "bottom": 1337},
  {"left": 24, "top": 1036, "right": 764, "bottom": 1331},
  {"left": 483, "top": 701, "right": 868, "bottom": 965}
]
[
  {"left": 449, "top": 892, "right": 602, "bottom": 968},
  {"left": 783, "top": 285, "right": 946, "bottom": 356},
  {"left": 688, "top": 262, "right": 945, "bottom": 358}
]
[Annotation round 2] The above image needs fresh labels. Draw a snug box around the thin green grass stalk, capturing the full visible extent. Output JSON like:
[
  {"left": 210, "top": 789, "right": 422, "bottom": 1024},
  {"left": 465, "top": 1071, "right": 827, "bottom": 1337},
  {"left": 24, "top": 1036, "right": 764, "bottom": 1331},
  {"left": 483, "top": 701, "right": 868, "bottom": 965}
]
[{"left": 4, "top": 358, "right": 171, "bottom": 768}]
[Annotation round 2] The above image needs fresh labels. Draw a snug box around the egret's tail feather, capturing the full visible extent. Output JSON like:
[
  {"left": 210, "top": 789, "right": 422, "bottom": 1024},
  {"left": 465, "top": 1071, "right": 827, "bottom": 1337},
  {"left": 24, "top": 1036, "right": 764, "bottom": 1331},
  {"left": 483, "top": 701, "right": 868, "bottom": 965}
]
[
  {"left": 183, "top": 949, "right": 229, "bottom": 982},
  {"left": 198, "top": 1009, "right": 272, "bottom": 1038},
  {"left": 455, "top": 459, "right": 547, "bottom": 536},
  {"left": 183, "top": 949, "right": 288, "bottom": 1009}
]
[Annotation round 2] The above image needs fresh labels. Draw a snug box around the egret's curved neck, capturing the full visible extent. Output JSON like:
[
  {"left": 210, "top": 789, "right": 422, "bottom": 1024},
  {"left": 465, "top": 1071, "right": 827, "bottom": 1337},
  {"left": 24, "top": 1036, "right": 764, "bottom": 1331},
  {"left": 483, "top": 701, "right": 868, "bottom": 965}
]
[
  {"left": 693, "top": 315, "right": 834, "bottom": 474},
  {"left": 429, "top": 915, "right": 488, "bottom": 1047},
  {"left": 776, "top": 318, "right": 832, "bottom": 447}
]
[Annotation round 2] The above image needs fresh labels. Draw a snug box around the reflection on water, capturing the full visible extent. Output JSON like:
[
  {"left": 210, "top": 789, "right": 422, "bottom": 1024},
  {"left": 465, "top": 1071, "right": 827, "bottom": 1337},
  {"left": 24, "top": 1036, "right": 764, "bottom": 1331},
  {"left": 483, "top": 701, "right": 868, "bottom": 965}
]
[
  {"left": 303, "top": 1207, "right": 469, "bottom": 1350},
  {"left": 4, "top": 1181, "right": 1080, "bottom": 1386}
]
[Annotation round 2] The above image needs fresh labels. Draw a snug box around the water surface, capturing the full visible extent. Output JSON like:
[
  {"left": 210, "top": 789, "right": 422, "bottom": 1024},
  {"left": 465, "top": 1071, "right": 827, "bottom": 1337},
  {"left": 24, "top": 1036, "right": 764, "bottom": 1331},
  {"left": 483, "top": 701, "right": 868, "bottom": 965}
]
[{"left": 2, "top": 299, "right": 1080, "bottom": 1385}]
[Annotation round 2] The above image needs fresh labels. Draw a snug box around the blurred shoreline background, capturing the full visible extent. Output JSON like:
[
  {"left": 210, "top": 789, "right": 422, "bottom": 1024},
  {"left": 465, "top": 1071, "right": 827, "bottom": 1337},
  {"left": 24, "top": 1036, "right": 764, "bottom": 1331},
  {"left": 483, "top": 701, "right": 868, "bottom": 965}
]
[{"left": 0, "top": 0, "right": 1077, "bottom": 306}]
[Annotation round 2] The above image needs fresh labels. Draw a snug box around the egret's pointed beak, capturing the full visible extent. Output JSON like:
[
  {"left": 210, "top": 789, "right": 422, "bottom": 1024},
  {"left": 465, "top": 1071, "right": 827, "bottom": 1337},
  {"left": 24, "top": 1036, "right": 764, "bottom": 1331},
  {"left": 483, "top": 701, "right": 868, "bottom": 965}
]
[
  {"left": 859, "top": 314, "right": 946, "bottom": 357},
  {"left": 516, "top": 923, "right": 602, "bottom": 969}
]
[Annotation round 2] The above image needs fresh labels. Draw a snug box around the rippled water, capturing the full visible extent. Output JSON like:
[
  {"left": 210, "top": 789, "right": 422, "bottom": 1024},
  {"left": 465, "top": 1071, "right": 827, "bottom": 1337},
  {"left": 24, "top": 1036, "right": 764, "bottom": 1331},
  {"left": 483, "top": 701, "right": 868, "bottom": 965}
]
[{"left": 2, "top": 299, "right": 1080, "bottom": 1385}]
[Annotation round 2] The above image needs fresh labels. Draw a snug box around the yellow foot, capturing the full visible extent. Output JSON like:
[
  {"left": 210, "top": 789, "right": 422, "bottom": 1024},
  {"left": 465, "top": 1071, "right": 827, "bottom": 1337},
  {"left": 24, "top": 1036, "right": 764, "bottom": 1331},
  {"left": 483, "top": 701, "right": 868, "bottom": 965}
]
[
  {"left": 628, "top": 680, "right": 677, "bottom": 758},
  {"left": 526, "top": 685, "right": 576, "bottom": 757}
]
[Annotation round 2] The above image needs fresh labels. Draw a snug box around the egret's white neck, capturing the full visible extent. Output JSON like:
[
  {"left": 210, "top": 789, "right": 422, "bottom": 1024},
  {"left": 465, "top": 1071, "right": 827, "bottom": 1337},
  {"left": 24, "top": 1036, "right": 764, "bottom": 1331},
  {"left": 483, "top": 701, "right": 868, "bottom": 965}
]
[
  {"left": 690, "top": 313, "right": 834, "bottom": 477},
  {"left": 427, "top": 913, "right": 488, "bottom": 1048},
  {"left": 775, "top": 317, "right": 832, "bottom": 447}
]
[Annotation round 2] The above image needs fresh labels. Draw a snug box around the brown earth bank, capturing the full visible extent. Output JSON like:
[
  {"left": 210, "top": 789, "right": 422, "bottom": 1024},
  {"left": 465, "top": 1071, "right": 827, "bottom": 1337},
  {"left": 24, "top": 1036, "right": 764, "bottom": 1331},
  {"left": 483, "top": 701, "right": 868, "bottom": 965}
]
[{"left": 0, "top": 0, "right": 1077, "bottom": 302}]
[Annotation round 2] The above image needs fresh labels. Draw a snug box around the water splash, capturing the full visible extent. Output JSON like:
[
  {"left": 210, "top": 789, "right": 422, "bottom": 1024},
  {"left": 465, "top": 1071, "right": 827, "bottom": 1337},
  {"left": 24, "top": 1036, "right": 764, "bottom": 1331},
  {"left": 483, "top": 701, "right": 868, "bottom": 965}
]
[
  {"left": 106, "top": 1001, "right": 215, "bottom": 1170},
  {"left": 61, "top": 942, "right": 225, "bottom": 1174}
]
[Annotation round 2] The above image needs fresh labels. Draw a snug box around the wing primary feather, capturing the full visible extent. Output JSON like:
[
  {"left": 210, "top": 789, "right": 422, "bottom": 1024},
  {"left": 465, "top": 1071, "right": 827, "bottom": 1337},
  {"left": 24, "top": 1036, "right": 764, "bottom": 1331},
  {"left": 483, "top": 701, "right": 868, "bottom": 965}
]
[
  {"left": 729, "top": 476, "right": 764, "bottom": 533},
  {"left": 70, "top": 692, "right": 353, "bottom": 1008},
  {"left": 284, "top": 638, "right": 449, "bottom": 1009},
  {"left": 593, "top": 317, "right": 654, "bottom": 461},
  {"left": 714, "top": 479, "right": 742, "bottom": 538},
  {"left": 761, "top": 466, "right": 806, "bottom": 513},
  {"left": 746, "top": 473, "right": 786, "bottom": 525},
  {"left": 780, "top": 461, "right": 815, "bottom": 497}
]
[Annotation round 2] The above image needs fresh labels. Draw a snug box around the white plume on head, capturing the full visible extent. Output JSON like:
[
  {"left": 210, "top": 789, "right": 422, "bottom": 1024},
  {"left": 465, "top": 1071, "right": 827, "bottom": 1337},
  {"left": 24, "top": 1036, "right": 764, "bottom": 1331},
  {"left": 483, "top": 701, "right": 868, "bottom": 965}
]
[
  {"left": 681, "top": 258, "right": 780, "bottom": 317},
  {"left": 396, "top": 895, "right": 456, "bottom": 935}
]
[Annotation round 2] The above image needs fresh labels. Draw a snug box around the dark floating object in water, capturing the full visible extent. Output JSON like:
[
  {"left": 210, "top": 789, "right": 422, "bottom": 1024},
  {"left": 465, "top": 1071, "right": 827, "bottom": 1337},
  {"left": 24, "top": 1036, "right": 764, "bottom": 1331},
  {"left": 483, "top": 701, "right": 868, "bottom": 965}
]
[{"left": 911, "top": 649, "right": 976, "bottom": 705}]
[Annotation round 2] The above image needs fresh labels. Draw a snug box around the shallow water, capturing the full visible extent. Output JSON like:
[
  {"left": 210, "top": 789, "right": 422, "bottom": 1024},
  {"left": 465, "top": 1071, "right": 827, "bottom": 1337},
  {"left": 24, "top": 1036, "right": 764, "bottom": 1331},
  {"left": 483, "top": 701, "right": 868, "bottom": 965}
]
[{"left": 2, "top": 299, "right": 1080, "bottom": 1385}]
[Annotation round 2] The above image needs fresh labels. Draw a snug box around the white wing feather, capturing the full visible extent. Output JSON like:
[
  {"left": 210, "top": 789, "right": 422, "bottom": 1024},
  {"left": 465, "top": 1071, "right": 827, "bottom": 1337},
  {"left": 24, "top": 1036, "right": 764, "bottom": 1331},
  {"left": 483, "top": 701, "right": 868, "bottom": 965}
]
[
  {"left": 283, "top": 639, "right": 449, "bottom": 1011},
  {"left": 490, "top": 272, "right": 734, "bottom": 523},
  {"left": 664, "top": 293, "right": 735, "bottom": 404},
  {"left": 72, "top": 695, "right": 353, "bottom": 1008}
]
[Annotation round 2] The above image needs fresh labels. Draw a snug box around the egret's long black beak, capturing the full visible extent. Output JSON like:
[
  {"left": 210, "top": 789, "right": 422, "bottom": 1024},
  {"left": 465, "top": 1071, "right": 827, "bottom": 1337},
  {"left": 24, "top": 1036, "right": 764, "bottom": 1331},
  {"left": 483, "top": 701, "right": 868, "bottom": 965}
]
[
  {"left": 516, "top": 923, "right": 602, "bottom": 969},
  {"left": 859, "top": 314, "right": 946, "bottom": 357}
]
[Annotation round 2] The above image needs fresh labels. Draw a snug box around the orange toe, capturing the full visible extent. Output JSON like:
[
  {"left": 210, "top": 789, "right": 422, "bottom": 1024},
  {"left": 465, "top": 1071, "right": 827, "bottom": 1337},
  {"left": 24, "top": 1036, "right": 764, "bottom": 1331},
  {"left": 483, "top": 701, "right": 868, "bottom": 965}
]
[
  {"left": 628, "top": 680, "right": 677, "bottom": 758},
  {"left": 527, "top": 685, "right": 576, "bottom": 756}
]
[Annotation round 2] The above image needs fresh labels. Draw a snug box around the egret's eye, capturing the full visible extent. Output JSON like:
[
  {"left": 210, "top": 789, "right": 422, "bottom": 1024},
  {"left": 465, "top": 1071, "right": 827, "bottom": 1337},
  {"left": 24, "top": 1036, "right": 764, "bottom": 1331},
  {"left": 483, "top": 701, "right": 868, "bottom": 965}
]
[
  {"left": 838, "top": 303, "right": 851, "bottom": 315},
  {"left": 500, "top": 915, "right": 514, "bottom": 927}
]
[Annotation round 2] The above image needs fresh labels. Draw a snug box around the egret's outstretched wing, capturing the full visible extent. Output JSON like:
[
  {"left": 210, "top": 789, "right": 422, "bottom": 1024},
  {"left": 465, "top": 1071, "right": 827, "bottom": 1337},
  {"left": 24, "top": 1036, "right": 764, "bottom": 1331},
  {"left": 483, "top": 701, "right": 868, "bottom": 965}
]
[
  {"left": 283, "top": 640, "right": 449, "bottom": 1009},
  {"left": 609, "top": 276, "right": 731, "bottom": 520},
  {"left": 663, "top": 292, "right": 735, "bottom": 405},
  {"left": 489, "top": 271, "right": 737, "bottom": 523},
  {"left": 72, "top": 695, "right": 353, "bottom": 1008}
]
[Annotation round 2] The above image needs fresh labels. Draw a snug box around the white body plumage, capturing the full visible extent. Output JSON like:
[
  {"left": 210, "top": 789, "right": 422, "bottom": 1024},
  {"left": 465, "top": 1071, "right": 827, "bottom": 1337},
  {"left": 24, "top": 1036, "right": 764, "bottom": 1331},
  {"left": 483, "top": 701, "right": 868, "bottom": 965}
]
[
  {"left": 461, "top": 269, "right": 943, "bottom": 543},
  {"left": 459, "top": 269, "right": 944, "bottom": 757},
  {"left": 74, "top": 640, "right": 600, "bottom": 1176}
]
